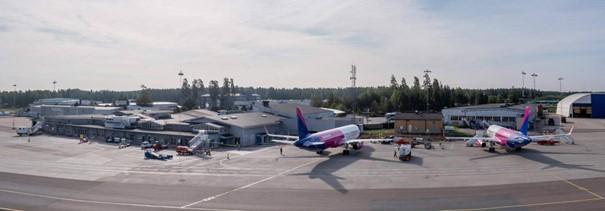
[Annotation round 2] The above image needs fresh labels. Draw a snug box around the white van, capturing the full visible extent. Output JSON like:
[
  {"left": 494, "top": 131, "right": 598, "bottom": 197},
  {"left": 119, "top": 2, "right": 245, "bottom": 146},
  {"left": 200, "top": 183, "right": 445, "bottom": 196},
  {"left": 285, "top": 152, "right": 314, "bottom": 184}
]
[{"left": 16, "top": 127, "right": 31, "bottom": 136}]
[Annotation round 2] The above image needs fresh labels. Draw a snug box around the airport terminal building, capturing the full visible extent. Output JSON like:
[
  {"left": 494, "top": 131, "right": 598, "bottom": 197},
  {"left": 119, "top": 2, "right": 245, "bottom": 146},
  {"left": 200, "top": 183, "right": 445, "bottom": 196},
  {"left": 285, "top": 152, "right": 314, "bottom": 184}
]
[
  {"left": 42, "top": 109, "right": 283, "bottom": 147},
  {"left": 253, "top": 101, "right": 362, "bottom": 135}
]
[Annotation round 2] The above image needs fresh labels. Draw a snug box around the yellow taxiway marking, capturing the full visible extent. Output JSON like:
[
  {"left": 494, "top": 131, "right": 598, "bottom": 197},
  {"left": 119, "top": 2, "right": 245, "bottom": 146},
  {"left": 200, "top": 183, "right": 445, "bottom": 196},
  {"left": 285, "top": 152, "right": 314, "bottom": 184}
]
[
  {"left": 441, "top": 198, "right": 602, "bottom": 211},
  {"left": 442, "top": 175, "right": 604, "bottom": 211},
  {"left": 554, "top": 175, "right": 604, "bottom": 199}
]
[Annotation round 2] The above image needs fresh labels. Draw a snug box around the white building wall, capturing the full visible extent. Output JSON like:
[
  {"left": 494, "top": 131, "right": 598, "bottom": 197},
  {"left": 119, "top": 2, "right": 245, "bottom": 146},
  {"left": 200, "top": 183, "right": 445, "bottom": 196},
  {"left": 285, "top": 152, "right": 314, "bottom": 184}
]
[
  {"left": 556, "top": 93, "right": 591, "bottom": 117},
  {"left": 442, "top": 108, "right": 524, "bottom": 128},
  {"left": 231, "top": 125, "right": 280, "bottom": 146}
]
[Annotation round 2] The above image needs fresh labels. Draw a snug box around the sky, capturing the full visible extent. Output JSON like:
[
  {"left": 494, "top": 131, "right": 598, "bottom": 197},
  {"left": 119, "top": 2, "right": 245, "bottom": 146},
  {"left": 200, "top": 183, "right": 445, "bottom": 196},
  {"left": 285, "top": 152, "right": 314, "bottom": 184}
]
[{"left": 0, "top": 0, "right": 604, "bottom": 91}]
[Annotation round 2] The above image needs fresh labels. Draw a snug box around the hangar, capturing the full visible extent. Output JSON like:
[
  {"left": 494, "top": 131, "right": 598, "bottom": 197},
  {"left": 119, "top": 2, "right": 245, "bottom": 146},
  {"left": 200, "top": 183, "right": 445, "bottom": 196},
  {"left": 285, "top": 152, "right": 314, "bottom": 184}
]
[
  {"left": 442, "top": 104, "right": 537, "bottom": 130},
  {"left": 556, "top": 93, "right": 605, "bottom": 118}
]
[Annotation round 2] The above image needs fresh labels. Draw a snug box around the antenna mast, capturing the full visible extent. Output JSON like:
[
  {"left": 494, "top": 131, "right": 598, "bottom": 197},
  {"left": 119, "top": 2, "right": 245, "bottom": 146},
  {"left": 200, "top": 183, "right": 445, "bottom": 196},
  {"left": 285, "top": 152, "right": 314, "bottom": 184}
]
[{"left": 350, "top": 65, "right": 357, "bottom": 88}]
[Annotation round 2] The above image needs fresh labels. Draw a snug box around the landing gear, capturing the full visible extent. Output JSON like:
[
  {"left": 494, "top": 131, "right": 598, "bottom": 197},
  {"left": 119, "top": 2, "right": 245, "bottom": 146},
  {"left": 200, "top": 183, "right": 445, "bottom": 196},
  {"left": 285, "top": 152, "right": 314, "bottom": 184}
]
[
  {"left": 342, "top": 149, "right": 350, "bottom": 155},
  {"left": 488, "top": 141, "right": 496, "bottom": 153},
  {"left": 342, "top": 143, "right": 351, "bottom": 155},
  {"left": 401, "top": 153, "right": 412, "bottom": 161},
  {"left": 424, "top": 143, "right": 433, "bottom": 150}
]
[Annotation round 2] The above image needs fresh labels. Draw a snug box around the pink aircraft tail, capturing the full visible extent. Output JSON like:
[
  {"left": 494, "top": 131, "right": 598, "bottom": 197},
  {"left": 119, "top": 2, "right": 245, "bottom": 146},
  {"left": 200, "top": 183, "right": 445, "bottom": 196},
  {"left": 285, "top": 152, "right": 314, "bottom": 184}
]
[{"left": 520, "top": 106, "right": 530, "bottom": 136}]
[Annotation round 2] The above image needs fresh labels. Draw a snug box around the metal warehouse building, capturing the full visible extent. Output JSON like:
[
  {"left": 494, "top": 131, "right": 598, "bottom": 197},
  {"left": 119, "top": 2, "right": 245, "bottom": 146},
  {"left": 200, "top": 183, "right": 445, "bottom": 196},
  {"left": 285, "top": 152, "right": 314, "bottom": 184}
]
[
  {"left": 556, "top": 93, "right": 605, "bottom": 118},
  {"left": 442, "top": 104, "right": 537, "bottom": 130}
]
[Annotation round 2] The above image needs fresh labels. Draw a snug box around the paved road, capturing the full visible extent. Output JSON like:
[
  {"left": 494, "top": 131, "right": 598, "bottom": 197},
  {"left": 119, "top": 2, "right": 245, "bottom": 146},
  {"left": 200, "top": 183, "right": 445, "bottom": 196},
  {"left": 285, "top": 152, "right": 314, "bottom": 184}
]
[{"left": 1, "top": 171, "right": 605, "bottom": 211}]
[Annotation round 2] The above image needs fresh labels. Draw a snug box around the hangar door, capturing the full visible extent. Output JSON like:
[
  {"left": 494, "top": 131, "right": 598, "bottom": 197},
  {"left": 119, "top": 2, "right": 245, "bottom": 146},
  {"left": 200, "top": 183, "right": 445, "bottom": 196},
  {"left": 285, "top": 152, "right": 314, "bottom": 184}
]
[
  {"left": 572, "top": 103, "right": 591, "bottom": 118},
  {"left": 592, "top": 94, "right": 605, "bottom": 118}
]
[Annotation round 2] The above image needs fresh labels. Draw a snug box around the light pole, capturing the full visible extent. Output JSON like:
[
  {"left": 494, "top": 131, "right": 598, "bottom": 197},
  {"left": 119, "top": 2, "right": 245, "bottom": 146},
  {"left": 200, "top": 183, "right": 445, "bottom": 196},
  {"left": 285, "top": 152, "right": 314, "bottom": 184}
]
[
  {"left": 558, "top": 77, "right": 564, "bottom": 93},
  {"left": 12, "top": 84, "right": 16, "bottom": 130},
  {"left": 178, "top": 70, "right": 184, "bottom": 87},
  {"left": 521, "top": 71, "right": 527, "bottom": 98},
  {"left": 531, "top": 73, "right": 538, "bottom": 98},
  {"left": 423, "top": 69, "right": 432, "bottom": 111}
]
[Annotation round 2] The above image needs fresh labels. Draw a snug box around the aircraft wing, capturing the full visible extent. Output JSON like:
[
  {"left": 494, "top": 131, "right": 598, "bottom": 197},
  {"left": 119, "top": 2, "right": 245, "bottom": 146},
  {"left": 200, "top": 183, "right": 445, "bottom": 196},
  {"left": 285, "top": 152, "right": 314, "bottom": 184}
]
[
  {"left": 264, "top": 127, "right": 299, "bottom": 144},
  {"left": 445, "top": 136, "right": 497, "bottom": 142},
  {"left": 266, "top": 133, "right": 299, "bottom": 140},
  {"left": 270, "top": 139, "right": 297, "bottom": 145},
  {"left": 529, "top": 126, "right": 574, "bottom": 144},
  {"left": 345, "top": 139, "right": 392, "bottom": 144},
  {"left": 446, "top": 136, "right": 498, "bottom": 146}
]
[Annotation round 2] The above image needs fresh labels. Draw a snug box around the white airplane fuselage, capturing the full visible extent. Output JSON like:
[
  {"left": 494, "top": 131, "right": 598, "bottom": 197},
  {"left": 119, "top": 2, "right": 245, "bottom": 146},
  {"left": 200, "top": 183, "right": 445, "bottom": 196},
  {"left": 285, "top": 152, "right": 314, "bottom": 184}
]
[
  {"left": 294, "top": 124, "right": 361, "bottom": 151},
  {"left": 485, "top": 125, "right": 531, "bottom": 149}
]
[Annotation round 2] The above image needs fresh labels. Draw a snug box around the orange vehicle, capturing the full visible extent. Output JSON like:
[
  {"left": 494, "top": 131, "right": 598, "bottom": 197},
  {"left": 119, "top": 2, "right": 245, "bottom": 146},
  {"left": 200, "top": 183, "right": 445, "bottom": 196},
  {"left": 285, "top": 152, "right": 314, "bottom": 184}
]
[{"left": 176, "top": 146, "right": 193, "bottom": 156}]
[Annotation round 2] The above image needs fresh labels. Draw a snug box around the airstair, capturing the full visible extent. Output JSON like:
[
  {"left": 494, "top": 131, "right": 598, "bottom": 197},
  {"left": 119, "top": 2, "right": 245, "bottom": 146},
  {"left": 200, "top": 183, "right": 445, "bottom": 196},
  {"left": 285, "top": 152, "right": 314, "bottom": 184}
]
[
  {"left": 31, "top": 120, "right": 43, "bottom": 134},
  {"left": 188, "top": 130, "right": 218, "bottom": 151}
]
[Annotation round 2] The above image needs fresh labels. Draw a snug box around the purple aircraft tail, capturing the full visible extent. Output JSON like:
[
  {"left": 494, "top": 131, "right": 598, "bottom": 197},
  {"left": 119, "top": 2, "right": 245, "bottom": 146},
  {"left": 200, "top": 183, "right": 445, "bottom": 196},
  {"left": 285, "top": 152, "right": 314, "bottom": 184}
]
[
  {"left": 520, "top": 106, "right": 530, "bottom": 136},
  {"left": 296, "top": 107, "right": 310, "bottom": 140}
]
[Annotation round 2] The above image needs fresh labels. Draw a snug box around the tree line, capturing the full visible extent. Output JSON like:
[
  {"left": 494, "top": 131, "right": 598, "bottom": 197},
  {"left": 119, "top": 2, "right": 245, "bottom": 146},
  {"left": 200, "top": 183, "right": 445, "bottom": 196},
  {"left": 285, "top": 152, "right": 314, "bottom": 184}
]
[
  {"left": 1, "top": 74, "right": 562, "bottom": 115},
  {"left": 244, "top": 74, "right": 552, "bottom": 115}
]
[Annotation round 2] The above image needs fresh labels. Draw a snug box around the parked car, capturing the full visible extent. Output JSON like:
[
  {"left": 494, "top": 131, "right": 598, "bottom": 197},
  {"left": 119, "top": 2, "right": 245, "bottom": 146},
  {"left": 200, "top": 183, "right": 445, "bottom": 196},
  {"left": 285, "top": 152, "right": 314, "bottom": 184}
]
[
  {"left": 106, "top": 137, "right": 121, "bottom": 143},
  {"left": 381, "top": 135, "right": 395, "bottom": 144},
  {"left": 141, "top": 141, "right": 153, "bottom": 150}
]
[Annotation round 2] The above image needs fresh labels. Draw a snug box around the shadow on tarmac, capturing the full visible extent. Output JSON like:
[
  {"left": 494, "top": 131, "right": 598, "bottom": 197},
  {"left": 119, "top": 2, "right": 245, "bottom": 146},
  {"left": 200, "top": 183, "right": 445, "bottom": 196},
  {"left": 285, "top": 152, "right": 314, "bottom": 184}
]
[
  {"left": 290, "top": 146, "right": 405, "bottom": 194},
  {"left": 470, "top": 148, "right": 605, "bottom": 173}
]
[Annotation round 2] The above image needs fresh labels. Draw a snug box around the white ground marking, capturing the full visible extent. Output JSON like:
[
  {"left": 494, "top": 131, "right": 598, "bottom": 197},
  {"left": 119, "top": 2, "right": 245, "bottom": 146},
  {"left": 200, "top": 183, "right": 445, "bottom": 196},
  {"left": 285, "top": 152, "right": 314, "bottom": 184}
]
[
  {"left": 0, "top": 188, "right": 241, "bottom": 211},
  {"left": 0, "top": 206, "right": 23, "bottom": 211},
  {"left": 181, "top": 158, "right": 321, "bottom": 208}
]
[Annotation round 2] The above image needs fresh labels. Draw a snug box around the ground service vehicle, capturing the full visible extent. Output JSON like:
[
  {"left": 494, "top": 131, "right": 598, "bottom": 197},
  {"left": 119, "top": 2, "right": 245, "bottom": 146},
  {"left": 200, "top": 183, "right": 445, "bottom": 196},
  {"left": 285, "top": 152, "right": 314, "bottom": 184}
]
[
  {"left": 144, "top": 151, "right": 173, "bottom": 160},
  {"left": 398, "top": 144, "right": 412, "bottom": 161},
  {"left": 176, "top": 146, "right": 193, "bottom": 155}
]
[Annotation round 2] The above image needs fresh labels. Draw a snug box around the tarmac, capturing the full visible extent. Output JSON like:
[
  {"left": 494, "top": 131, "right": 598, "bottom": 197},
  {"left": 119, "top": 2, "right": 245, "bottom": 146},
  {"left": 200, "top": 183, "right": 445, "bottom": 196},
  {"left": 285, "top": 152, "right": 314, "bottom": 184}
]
[{"left": 1, "top": 116, "right": 605, "bottom": 210}]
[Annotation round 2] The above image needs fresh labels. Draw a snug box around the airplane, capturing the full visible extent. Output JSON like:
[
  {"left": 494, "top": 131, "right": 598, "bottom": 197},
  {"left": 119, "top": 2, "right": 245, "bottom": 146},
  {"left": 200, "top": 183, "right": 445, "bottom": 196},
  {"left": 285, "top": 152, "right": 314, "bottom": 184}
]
[
  {"left": 446, "top": 106, "right": 574, "bottom": 152},
  {"left": 265, "top": 107, "right": 391, "bottom": 155}
]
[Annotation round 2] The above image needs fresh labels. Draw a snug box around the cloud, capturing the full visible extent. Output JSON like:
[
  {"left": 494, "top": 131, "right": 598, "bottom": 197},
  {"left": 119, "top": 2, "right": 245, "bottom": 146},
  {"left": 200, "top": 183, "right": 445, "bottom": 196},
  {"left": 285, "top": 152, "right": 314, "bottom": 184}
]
[{"left": 0, "top": 0, "right": 603, "bottom": 91}]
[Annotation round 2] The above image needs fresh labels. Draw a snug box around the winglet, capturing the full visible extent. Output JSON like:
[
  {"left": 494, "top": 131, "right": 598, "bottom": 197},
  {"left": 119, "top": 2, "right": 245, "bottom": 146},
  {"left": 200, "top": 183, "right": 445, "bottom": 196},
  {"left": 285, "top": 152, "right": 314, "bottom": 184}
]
[{"left": 567, "top": 126, "right": 574, "bottom": 135}]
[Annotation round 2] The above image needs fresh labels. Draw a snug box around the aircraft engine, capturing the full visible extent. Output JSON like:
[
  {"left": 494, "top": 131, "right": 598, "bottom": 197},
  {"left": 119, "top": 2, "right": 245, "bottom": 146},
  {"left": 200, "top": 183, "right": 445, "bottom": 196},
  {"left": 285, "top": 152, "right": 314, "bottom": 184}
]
[{"left": 351, "top": 142, "right": 364, "bottom": 150}]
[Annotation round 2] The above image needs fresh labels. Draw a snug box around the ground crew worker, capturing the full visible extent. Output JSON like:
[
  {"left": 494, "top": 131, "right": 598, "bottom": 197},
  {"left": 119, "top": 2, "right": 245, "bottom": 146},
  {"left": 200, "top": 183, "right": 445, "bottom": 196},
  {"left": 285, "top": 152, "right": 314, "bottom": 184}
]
[
  {"left": 280, "top": 146, "right": 283, "bottom": 156},
  {"left": 393, "top": 146, "right": 398, "bottom": 158}
]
